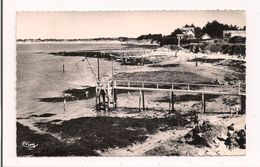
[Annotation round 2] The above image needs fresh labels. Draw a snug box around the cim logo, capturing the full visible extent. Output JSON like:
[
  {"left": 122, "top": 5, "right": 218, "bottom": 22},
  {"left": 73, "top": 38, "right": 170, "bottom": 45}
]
[{"left": 22, "top": 141, "right": 38, "bottom": 150}]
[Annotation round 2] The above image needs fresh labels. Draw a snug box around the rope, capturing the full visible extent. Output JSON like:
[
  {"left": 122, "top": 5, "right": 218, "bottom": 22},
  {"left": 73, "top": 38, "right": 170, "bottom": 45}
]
[{"left": 85, "top": 57, "right": 97, "bottom": 82}]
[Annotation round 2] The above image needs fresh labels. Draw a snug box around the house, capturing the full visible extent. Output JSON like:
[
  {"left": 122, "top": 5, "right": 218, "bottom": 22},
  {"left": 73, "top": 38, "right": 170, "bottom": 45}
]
[
  {"left": 223, "top": 30, "right": 246, "bottom": 40},
  {"left": 201, "top": 33, "right": 211, "bottom": 40},
  {"left": 181, "top": 27, "right": 195, "bottom": 39}
]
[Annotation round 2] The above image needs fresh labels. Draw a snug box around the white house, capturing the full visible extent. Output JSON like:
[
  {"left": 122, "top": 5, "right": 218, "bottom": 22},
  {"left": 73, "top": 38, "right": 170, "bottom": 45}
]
[
  {"left": 201, "top": 33, "right": 211, "bottom": 40},
  {"left": 181, "top": 27, "right": 195, "bottom": 39}
]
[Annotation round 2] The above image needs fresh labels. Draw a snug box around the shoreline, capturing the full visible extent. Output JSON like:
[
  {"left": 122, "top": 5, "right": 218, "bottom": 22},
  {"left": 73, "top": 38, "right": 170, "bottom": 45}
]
[{"left": 16, "top": 42, "right": 246, "bottom": 156}]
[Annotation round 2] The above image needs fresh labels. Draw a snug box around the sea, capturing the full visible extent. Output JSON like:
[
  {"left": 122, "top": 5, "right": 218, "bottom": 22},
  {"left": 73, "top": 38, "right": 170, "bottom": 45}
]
[{"left": 16, "top": 42, "right": 125, "bottom": 127}]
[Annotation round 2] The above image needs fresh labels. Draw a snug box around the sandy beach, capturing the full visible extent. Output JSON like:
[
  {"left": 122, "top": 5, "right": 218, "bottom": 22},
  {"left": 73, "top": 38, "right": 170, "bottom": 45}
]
[{"left": 16, "top": 41, "right": 246, "bottom": 156}]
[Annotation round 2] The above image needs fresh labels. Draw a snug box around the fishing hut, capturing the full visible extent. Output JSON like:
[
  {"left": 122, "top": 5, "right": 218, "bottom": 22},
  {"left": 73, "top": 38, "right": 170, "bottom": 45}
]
[{"left": 95, "top": 53, "right": 117, "bottom": 111}]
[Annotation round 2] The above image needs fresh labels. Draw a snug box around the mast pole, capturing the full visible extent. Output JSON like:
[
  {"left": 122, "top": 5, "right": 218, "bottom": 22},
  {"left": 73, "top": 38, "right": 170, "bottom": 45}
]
[{"left": 97, "top": 55, "right": 100, "bottom": 86}]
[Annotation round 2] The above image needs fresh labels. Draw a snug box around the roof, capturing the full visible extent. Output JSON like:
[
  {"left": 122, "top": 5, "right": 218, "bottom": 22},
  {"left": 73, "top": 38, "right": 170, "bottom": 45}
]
[{"left": 202, "top": 33, "right": 211, "bottom": 39}]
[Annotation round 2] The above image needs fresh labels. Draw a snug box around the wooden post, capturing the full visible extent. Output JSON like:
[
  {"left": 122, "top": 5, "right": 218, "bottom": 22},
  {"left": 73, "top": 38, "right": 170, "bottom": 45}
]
[
  {"left": 112, "top": 56, "right": 114, "bottom": 81},
  {"left": 240, "top": 95, "right": 246, "bottom": 114},
  {"left": 139, "top": 90, "right": 142, "bottom": 112},
  {"left": 98, "top": 89, "right": 101, "bottom": 107},
  {"left": 171, "top": 92, "right": 175, "bottom": 112},
  {"left": 202, "top": 93, "right": 206, "bottom": 113},
  {"left": 62, "top": 64, "right": 65, "bottom": 73},
  {"left": 107, "top": 89, "right": 110, "bottom": 112},
  {"left": 95, "top": 87, "right": 98, "bottom": 111},
  {"left": 114, "top": 89, "right": 117, "bottom": 108},
  {"left": 97, "top": 57, "right": 100, "bottom": 82},
  {"left": 142, "top": 91, "right": 145, "bottom": 111},
  {"left": 169, "top": 92, "right": 171, "bottom": 112}
]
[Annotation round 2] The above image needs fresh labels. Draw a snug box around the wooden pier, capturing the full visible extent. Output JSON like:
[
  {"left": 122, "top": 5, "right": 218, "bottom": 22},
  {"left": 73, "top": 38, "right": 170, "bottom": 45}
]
[{"left": 96, "top": 80, "right": 246, "bottom": 113}]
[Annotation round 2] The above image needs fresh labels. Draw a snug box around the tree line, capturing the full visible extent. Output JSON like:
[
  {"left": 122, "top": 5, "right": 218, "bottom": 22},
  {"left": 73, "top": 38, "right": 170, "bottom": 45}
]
[{"left": 137, "top": 20, "right": 246, "bottom": 46}]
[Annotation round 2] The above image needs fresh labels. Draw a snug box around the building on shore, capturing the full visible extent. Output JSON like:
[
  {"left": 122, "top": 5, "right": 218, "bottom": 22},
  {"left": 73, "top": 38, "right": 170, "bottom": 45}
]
[
  {"left": 181, "top": 26, "right": 196, "bottom": 39},
  {"left": 201, "top": 33, "right": 211, "bottom": 40},
  {"left": 223, "top": 30, "right": 246, "bottom": 40}
]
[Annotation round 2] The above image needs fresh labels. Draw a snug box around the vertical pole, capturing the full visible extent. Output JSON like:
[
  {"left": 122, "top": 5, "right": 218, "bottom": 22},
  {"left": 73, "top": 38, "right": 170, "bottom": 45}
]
[
  {"left": 97, "top": 57, "right": 100, "bottom": 84},
  {"left": 112, "top": 55, "right": 114, "bottom": 82},
  {"left": 95, "top": 87, "right": 98, "bottom": 111},
  {"left": 98, "top": 89, "right": 101, "bottom": 108},
  {"left": 62, "top": 64, "right": 65, "bottom": 73},
  {"left": 114, "top": 89, "right": 117, "bottom": 108},
  {"left": 171, "top": 92, "right": 175, "bottom": 112},
  {"left": 112, "top": 56, "right": 115, "bottom": 109},
  {"left": 202, "top": 93, "right": 206, "bottom": 113},
  {"left": 112, "top": 87, "right": 114, "bottom": 109},
  {"left": 63, "top": 96, "right": 66, "bottom": 111},
  {"left": 107, "top": 89, "right": 110, "bottom": 112},
  {"left": 240, "top": 95, "right": 246, "bottom": 114},
  {"left": 142, "top": 91, "right": 145, "bottom": 111},
  {"left": 169, "top": 92, "right": 171, "bottom": 112},
  {"left": 139, "top": 90, "right": 142, "bottom": 112}
]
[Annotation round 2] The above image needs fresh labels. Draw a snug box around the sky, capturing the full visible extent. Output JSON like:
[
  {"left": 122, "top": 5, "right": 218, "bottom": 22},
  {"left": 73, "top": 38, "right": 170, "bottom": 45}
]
[{"left": 16, "top": 11, "right": 246, "bottom": 39}]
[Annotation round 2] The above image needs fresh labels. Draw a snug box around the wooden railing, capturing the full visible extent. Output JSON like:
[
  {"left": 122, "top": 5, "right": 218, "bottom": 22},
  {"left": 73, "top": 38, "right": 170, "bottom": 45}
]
[{"left": 113, "top": 80, "right": 246, "bottom": 96}]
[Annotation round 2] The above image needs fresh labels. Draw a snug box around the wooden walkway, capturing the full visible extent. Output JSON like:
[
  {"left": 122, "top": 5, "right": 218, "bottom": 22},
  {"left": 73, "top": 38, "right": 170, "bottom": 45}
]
[
  {"left": 96, "top": 80, "right": 246, "bottom": 113},
  {"left": 113, "top": 80, "right": 246, "bottom": 96}
]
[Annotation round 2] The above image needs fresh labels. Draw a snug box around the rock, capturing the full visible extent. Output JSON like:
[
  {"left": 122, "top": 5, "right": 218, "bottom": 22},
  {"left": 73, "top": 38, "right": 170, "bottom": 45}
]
[
  {"left": 184, "top": 120, "right": 223, "bottom": 148},
  {"left": 235, "top": 129, "right": 246, "bottom": 149}
]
